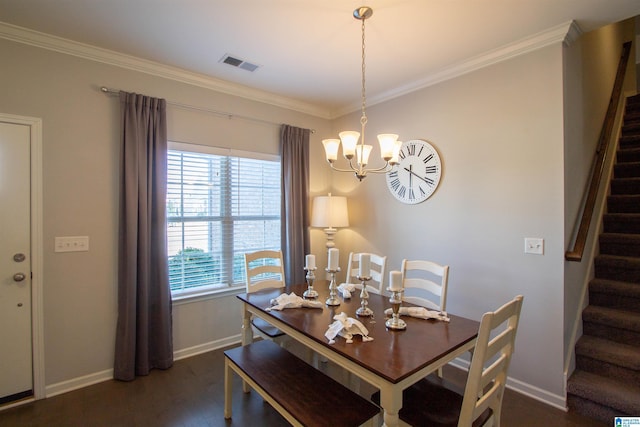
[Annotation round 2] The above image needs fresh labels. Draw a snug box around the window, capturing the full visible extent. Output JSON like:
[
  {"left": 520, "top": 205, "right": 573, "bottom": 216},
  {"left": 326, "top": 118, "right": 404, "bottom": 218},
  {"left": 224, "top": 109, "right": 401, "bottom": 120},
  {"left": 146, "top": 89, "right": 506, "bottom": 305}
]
[{"left": 167, "top": 142, "right": 281, "bottom": 297}]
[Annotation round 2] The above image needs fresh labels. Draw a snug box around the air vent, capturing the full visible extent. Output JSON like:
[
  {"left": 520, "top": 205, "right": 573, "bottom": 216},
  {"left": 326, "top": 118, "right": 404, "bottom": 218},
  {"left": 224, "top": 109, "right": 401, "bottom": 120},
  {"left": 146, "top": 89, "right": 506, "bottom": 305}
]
[{"left": 220, "top": 54, "right": 260, "bottom": 72}]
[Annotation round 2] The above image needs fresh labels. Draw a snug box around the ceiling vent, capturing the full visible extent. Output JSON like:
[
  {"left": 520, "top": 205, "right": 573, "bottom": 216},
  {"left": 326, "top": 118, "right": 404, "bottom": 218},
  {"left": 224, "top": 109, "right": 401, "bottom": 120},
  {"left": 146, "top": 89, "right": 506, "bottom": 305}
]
[{"left": 220, "top": 54, "right": 260, "bottom": 72}]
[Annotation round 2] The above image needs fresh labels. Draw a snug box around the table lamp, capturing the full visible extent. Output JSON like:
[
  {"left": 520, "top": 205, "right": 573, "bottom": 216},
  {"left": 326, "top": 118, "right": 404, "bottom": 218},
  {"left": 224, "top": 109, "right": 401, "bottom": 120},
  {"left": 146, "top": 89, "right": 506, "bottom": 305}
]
[{"left": 311, "top": 193, "right": 349, "bottom": 249}]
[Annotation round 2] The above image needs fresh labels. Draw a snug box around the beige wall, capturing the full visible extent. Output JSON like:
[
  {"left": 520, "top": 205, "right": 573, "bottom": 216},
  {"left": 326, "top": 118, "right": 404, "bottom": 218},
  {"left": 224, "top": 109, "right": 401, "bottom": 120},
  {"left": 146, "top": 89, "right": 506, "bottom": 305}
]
[
  {"left": 327, "top": 44, "right": 567, "bottom": 401},
  {"left": 0, "top": 37, "right": 330, "bottom": 387}
]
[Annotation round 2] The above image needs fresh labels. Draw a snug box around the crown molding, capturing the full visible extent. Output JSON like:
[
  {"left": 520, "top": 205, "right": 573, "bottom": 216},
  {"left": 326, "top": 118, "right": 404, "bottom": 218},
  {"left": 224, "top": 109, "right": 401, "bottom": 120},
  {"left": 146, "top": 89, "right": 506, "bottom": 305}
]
[
  {"left": 331, "top": 20, "right": 581, "bottom": 118},
  {"left": 0, "top": 21, "right": 333, "bottom": 119}
]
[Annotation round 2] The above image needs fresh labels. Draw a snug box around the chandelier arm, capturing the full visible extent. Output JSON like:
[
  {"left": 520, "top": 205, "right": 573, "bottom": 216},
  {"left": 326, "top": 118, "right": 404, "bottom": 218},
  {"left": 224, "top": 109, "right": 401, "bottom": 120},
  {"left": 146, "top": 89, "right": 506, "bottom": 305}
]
[
  {"left": 362, "top": 162, "right": 393, "bottom": 174},
  {"left": 327, "top": 160, "right": 359, "bottom": 174}
]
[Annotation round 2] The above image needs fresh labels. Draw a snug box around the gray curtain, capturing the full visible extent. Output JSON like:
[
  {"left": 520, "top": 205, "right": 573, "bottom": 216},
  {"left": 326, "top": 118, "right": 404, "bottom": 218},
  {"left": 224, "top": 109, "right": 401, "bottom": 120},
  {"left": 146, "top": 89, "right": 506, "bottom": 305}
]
[
  {"left": 280, "top": 125, "right": 310, "bottom": 285},
  {"left": 114, "top": 91, "right": 173, "bottom": 381}
]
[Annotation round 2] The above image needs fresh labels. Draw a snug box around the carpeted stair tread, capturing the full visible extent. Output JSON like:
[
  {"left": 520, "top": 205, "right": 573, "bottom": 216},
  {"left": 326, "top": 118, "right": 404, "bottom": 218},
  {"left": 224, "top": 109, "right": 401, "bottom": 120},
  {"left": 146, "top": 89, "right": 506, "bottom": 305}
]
[
  {"left": 607, "top": 195, "right": 640, "bottom": 213},
  {"left": 614, "top": 162, "right": 640, "bottom": 178},
  {"left": 610, "top": 177, "right": 640, "bottom": 194},
  {"left": 576, "top": 335, "right": 640, "bottom": 370},
  {"left": 617, "top": 147, "right": 640, "bottom": 162},
  {"left": 603, "top": 213, "right": 640, "bottom": 234},
  {"left": 594, "top": 254, "right": 640, "bottom": 282},
  {"left": 567, "top": 370, "right": 640, "bottom": 415},
  {"left": 598, "top": 233, "right": 640, "bottom": 256},
  {"left": 582, "top": 305, "right": 640, "bottom": 332},
  {"left": 590, "top": 278, "right": 640, "bottom": 299}
]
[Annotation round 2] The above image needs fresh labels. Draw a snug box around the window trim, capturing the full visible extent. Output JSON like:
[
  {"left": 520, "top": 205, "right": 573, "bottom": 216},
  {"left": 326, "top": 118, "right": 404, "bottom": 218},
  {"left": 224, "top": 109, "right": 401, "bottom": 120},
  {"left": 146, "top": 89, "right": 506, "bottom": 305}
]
[{"left": 167, "top": 141, "right": 281, "bottom": 302}]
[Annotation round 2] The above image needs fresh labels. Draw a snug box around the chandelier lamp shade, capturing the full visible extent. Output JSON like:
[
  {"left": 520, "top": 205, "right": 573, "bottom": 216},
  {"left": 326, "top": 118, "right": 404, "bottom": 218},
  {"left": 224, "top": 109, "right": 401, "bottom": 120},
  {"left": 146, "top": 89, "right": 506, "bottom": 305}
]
[{"left": 322, "top": 6, "right": 402, "bottom": 181}]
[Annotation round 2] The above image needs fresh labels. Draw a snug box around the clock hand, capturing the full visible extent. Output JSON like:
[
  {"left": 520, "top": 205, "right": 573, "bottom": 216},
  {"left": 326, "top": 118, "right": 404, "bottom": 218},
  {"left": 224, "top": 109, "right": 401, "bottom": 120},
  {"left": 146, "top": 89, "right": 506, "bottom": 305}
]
[
  {"left": 403, "top": 167, "right": 432, "bottom": 186},
  {"left": 409, "top": 164, "right": 413, "bottom": 188}
]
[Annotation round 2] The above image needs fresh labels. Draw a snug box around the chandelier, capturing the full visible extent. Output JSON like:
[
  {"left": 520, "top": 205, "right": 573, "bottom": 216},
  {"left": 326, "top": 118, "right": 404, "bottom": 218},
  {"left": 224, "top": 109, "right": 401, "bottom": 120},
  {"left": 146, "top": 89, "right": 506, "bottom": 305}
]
[{"left": 322, "top": 6, "right": 402, "bottom": 181}]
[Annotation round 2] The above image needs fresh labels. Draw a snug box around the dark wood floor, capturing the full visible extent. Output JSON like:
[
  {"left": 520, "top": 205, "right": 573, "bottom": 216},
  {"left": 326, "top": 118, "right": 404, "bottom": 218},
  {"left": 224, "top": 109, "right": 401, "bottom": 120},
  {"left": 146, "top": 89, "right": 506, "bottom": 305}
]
[{"left": 0, "top": 342, "right": 608, "bottom": 427}]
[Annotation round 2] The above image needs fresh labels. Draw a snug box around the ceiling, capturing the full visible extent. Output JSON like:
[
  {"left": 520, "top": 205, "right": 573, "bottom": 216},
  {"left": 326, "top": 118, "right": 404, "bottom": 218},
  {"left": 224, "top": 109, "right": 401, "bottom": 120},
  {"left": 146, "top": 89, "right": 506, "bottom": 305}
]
[{"left": 1, "top": 0, "right": 640, "bottom": 117}]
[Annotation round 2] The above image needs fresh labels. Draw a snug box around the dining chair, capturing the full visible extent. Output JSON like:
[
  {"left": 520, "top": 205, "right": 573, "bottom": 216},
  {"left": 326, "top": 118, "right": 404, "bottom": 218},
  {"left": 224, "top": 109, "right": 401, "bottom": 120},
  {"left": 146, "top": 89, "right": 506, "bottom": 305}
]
[
  {"left": 345, "top": 252, "right": 388, "bottom": 295},
  {"left": 401, "top": 258, "right": 449, "bottom": 311},
  {"left": 244, "top": 250, "right": 287, "bottom": 345},
  {"left": 372, "top": 295, "right": 524, "bottom": 427}
]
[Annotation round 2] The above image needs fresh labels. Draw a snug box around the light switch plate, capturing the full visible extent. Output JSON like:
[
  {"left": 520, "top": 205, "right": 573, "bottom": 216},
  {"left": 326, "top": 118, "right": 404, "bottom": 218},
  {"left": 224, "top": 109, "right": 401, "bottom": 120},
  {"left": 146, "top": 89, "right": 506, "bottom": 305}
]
[
  {"left": 55, "top": 236, "right": 89, "bottom": 253},
  {"left": 524, "top": 238, "right": 544, "bottom": 255}
]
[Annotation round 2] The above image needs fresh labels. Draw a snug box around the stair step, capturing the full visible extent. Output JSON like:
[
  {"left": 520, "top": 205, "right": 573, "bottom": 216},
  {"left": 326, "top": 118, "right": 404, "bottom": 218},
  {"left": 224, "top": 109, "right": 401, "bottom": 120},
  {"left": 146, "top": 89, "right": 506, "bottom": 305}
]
[
  {"left": 614, "top": 162, "right": 640, "bottom": 178},
  {"left": 619, "top": 135, "right": 640, "bottom": 149},
  {"left": 622, "top": 122, "right": 640, "bottom": 136},
  {"left": 583, "top": 305, "right": 640, "bottom": 345},
  {"left": 567, "top": 370, "right": 640, "bottom": 419},
  {"left": 607, "top": 195, "right": 640, "bottom": 213},
  {"left": 618, "top": 147, "right": 640, "bottom": 162},
  {"left": 599, "top": 233, "right": 640, "bottom": 257},
  {"left": 575, "top": 335, "right": 640, "bottom": 387},
  {"left": 590, "top": 278, "right": 640, "bottom": 313},
  {"left": 603, "top": 213, "right": 640, "bottom": 234},
  {"left": 594, "top": 254, "right": 640, "bottom": 283},
  {"left": 610, "top": 177, "right": 640, "bottom": 194}
]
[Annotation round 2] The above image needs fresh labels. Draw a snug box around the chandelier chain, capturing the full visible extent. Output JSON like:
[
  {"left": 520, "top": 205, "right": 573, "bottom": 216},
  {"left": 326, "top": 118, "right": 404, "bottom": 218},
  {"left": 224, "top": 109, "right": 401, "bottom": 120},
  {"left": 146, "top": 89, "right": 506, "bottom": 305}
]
[{"left": 361, "top": 16, "right": 367, "bottom": 126}]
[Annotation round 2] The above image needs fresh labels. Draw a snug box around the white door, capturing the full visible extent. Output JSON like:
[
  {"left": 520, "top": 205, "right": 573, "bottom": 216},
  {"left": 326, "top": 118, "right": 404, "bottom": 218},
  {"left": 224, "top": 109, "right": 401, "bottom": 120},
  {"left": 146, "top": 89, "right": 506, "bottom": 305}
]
[{"left": 0, "top": 121, "right": 33, "bottom": 403}]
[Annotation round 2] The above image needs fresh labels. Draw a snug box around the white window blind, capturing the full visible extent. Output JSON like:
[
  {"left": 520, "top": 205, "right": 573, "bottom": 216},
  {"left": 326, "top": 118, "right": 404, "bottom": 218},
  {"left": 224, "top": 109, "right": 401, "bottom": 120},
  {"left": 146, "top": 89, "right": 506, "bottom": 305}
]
[{"left": 167, "top": 144, "right": 281, "bottom": 296}]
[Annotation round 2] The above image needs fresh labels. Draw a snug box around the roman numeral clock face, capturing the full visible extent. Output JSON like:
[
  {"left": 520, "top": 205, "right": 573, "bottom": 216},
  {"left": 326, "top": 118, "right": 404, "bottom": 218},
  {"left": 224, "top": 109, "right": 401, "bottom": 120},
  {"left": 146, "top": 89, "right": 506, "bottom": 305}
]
[{"left": 386, "top": 140, "right": 442, "bottom": 204}]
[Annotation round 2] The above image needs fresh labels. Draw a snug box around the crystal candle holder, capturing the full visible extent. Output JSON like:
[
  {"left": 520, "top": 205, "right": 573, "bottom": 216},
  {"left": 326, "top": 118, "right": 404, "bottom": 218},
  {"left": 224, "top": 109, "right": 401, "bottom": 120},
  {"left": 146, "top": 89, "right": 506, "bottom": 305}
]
[
  {"left": 355, "top": 275, "right": 373, "bottom": 317},
  {"left": 325, "top": 267, "right": 341, "bottom": 306},
  {"left": 303, "top": 267, "right": 318, "bottom": 298},
  {"left": 385, "top": 288, "right": 406, "bottom": 330}
]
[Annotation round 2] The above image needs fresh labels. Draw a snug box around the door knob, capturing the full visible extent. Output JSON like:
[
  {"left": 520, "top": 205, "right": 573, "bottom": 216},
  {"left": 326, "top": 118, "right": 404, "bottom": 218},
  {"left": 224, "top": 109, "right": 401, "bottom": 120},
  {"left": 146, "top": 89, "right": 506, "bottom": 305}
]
[{"left": 13, "top": 273, "right": 26, "bottom": 282}]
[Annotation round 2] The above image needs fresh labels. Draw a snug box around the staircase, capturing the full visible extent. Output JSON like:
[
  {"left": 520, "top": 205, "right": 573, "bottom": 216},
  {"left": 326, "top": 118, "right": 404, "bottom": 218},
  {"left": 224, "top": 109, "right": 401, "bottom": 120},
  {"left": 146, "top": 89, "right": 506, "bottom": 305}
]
[{"left": 567, "top": 94, "right": 640, "bottom": 422}]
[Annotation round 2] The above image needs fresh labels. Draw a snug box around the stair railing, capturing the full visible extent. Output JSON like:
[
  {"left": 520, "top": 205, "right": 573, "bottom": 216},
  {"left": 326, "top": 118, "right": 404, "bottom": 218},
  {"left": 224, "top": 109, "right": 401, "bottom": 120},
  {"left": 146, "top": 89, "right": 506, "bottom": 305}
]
[{"left": 565, "top": 41, "right": 632, "bottom": 262}]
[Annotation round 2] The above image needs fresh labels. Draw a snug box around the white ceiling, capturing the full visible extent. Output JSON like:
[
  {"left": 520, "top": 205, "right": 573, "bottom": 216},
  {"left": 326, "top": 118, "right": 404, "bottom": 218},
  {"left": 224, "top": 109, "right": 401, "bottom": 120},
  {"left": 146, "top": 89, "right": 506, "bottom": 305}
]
[{"left": 1, "top": 0, "right": 639, "bottom": 117}]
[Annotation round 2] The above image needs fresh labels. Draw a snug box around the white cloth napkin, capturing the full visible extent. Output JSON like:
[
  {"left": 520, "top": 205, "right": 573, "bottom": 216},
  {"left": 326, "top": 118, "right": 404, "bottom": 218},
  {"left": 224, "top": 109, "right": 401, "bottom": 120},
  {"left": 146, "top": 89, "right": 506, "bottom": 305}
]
[
  {"left": 325, "top": 312, "right": 374, "bottom": 344},
  {"left": 337, "top": 283, "right": 356, "bottom": 298},
  {"left": 384, "top": 306, "right": 450, "bottom": 322},
  {"left": 266, "top": 292, "right": 324, "bottom": 311}
]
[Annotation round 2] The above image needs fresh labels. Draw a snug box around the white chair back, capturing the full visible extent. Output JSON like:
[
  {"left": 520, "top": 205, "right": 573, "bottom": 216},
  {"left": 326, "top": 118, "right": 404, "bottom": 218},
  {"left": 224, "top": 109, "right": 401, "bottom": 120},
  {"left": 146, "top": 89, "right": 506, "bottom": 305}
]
[
  {"left": 458, "top": 295, "right": 524, "bottom": 426},
  {"left": 244, "top": 250, "right": 285, "bottom": 294},
  {"left": 401, "top": 259, "right": 449, "bottom": 311},
  {"left": 345, "top": 252, "right": 387, "bottom": 294}
]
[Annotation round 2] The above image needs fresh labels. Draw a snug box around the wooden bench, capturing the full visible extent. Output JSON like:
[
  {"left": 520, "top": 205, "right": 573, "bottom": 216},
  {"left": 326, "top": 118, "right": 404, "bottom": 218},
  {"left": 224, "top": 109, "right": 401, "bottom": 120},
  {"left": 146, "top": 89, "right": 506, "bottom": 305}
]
[{"left": 224, "top": 339, "right": 380, "bottom": 427}]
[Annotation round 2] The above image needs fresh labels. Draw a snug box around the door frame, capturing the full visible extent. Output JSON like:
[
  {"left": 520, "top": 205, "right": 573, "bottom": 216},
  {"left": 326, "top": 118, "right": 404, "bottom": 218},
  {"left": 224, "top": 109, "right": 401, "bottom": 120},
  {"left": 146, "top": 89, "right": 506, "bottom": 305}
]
[{"left": 0, "top": 113, "right": 44, "bottom": 401}]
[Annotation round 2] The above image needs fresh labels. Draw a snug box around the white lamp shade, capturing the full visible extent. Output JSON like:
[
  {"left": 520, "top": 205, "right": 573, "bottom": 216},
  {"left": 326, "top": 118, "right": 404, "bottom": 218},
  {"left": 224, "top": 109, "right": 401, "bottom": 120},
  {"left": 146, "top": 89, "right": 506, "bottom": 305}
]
[
  {"left": 389, "top": 140, "right": 402, "bottom": 165},
  {"left": 377, "top": 134, "right": 399, "bottom": 160},
  {"left": 339, "top": 131, "right": 360, "bottom": 158},
  {"left": 311, "top": 195, "right": 349, "bottom": 228},
  {"left": 356, "top": 144, "right": 373, "bottom": 166},
  {"left": 322, "top": 139, "right": 340, "bottom": 161}
]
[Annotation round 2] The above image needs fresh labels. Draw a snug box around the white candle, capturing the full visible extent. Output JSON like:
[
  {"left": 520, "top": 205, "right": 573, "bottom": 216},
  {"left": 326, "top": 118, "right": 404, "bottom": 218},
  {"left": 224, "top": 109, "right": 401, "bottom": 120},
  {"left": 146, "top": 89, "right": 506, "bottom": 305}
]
[
  {"left": 305, "top": 254, "right": 315, "bottom": 269},
  {"left": 328, "top": 248, "right": 339, "bottom": 271},
  {"left": 389, "top": 270, "right": 403, "bottom": 291},
  {"left": 359, "top": 253, "right": 371, "bottom": 278}
]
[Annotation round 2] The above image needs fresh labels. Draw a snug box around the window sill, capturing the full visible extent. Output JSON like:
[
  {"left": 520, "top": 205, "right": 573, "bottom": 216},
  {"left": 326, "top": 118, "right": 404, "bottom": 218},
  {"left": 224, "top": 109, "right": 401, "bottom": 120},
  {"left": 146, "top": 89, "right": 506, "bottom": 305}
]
[{"left": 172, "top": 285, "right": 245, "bottom": 306}]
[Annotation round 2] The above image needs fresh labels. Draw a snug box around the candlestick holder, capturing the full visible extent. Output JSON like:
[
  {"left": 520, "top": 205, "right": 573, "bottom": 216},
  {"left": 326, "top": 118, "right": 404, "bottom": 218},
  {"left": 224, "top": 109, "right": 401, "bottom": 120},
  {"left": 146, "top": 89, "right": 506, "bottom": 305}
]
[
  {"left": 303, "top": 267, "right": 318, "bottom": 298},
  {"left": 385, "top": 288, "right": 406, "bottom": 330},
  {"left": 325, "top": 267, "right": 341, "bottom": 306},
  {"left": 355, "top": 275, "right": 373, "bottom": 317}
]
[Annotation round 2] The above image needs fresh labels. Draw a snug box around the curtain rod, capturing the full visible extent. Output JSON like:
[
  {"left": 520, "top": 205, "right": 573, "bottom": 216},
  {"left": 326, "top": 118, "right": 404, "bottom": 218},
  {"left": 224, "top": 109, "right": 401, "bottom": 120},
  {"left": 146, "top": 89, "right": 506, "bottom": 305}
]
[{"left": 100, "top": 86, "right": 315, "bottom": 133}]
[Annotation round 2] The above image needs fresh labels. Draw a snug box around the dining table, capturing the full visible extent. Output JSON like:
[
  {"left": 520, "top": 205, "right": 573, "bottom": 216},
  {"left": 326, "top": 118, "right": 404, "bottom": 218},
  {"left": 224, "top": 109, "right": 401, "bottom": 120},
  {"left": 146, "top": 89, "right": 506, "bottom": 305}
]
[{"left": 237, "top": 281, "right": 480, "bottom": 427}]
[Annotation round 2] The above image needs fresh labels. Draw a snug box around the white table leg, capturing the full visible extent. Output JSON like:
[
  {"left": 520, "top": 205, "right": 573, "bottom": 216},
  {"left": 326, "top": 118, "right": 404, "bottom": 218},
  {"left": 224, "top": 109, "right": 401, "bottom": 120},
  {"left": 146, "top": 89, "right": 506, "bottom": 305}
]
[
  {"left": 241, "top": 303, "right": 253, "bottom": 393},
  {"left": 379, "top": 386, "right": 402, "bottom": 427},
  {"left": 224, "top": 358, "right": 232, "bottom": 419}
]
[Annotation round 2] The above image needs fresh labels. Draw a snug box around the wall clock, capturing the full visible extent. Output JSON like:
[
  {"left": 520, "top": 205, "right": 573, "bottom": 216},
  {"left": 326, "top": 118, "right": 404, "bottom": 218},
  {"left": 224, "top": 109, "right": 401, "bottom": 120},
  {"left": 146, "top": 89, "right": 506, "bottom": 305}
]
[{"left": 386, "top": 139, "right": 442, "bottom": 204}]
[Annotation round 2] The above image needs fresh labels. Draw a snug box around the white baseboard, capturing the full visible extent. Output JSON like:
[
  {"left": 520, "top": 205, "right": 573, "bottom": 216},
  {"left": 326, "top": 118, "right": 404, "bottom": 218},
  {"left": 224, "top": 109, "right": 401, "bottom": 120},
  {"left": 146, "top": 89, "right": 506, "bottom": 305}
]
[
  {"left": 45, "top": 334, "right": 242, "bottom": 398},
  {"left": 449, "top": 358, "right": 567, "bottom": 411}
]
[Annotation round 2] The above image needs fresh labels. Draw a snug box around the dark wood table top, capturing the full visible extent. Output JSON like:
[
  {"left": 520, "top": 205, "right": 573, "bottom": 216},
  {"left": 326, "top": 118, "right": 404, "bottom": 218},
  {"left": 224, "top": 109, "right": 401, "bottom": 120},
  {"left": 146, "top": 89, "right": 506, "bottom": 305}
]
[{"left": 237, "top": 282, "right": 479, "bottom": 384}]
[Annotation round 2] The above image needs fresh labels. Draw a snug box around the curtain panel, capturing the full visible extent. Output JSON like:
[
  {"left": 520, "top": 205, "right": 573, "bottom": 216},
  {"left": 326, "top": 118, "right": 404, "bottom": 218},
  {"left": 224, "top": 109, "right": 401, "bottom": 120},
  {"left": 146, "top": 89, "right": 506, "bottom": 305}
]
[
  {"left": 114, "top": 91, "right": 173, "bottom": 381},
  {"left": 280, "top": 125, "right": 310, "bottom": 285}
]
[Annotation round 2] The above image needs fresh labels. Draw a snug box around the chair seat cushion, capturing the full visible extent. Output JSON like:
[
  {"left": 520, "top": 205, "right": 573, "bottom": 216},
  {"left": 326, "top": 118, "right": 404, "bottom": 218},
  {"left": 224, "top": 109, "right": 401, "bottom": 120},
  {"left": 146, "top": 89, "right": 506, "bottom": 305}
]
[
  {"left": 252, "top": 317, "right": 285, "bottom": 338},
  {"left": 371, "top": 374, "right": 492, "bottom": 427}
]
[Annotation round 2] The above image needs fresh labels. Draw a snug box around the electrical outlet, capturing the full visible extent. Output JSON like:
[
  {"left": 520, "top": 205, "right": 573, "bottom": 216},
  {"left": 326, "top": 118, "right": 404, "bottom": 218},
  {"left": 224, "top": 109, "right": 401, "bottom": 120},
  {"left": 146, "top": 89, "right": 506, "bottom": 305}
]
[
  {"left": 55, "top": 236, "right": 89, "bottom": 253},
  {"left": 524, "top": 238, "right": 544, "bottom": 255}
]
